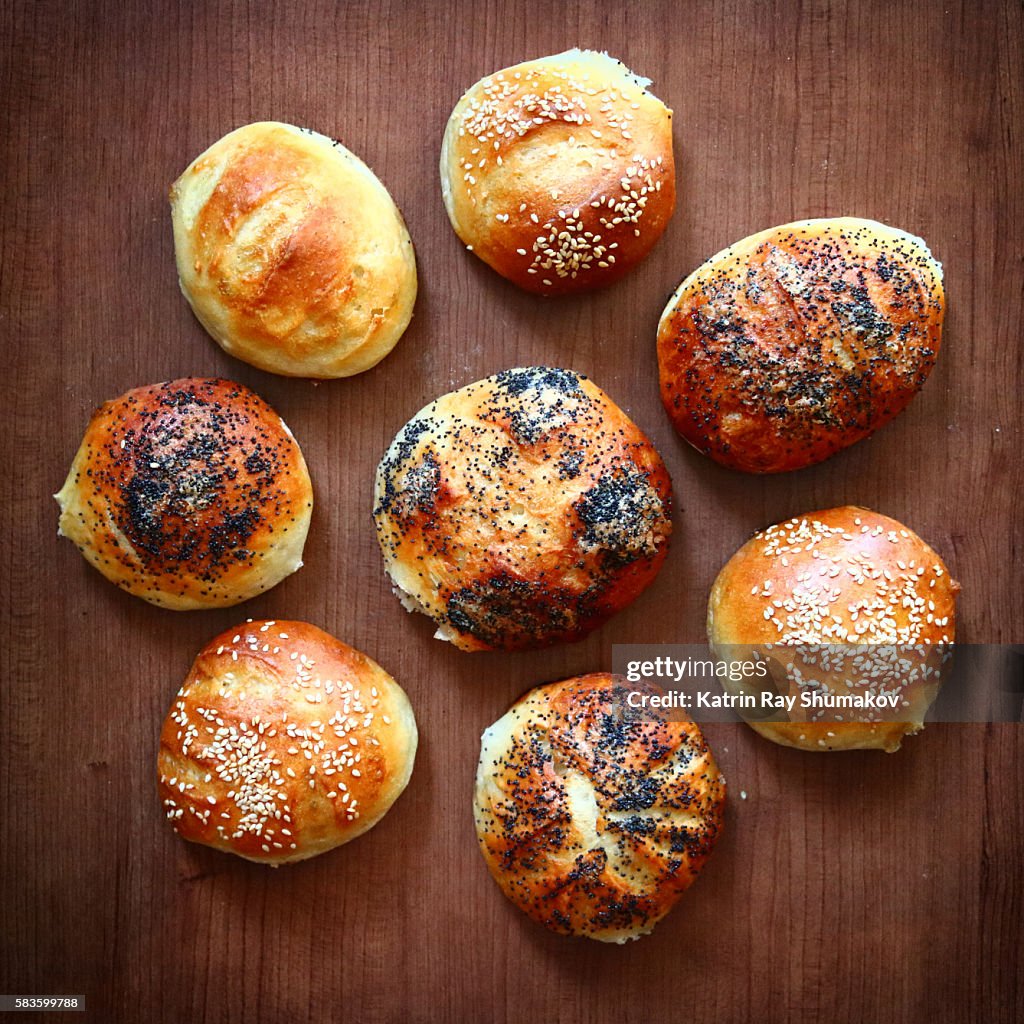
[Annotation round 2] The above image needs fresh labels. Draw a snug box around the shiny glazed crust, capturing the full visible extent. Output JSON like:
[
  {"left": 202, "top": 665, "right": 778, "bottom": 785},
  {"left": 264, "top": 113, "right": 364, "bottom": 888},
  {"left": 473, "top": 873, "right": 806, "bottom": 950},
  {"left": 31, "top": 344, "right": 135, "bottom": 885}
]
[
  {"left": 158, "top": 620, "right": 418, "bottom": 865},
  {"left": 171, "top": 121, "right": 417, "bottom": 378},
  {"left": 658, "top": 218, "right": 945, "bottom": 472},
  {"left": 707, "top": 506, "right": 960, "bottom": 751},
  {"left": 55, "top": 378, "right": 312, "bottom": 609},
  {"left": 373, "top": 367, "right": 672, "bottom": 651},
  {"left": 474, "top": 673, "right": 725, "bottom": 942},
  {"left": 441, "top": 49, "right": 675, "bottom": 295}
]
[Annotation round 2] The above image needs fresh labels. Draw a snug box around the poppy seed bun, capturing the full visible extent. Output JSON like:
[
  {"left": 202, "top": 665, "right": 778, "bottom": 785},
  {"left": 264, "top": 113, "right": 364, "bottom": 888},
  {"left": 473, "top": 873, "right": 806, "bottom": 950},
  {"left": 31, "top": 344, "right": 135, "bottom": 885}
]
[
  {"left": 55, "top": 378, "right": 312, "bottom": 609},
  {"left": 158, "top": 621, "right": 417, "bottom": 865},
  {"left": 171, "top": 121, "right": 417, "bottom": 378},
  {"left": 441, "top": 49, "right": 675, "bottom": 295},
  {"left": 373, "top": 367, "right": 672, "bottom": 652},
  {"left": 658, "top": 218, "right": 945, "bottom": 472},
  {"left": 708, "top": 507, "right": 960, "bottom": 752},
  {"left": 474, "top": 673, "right": 725, "bottom": 942}
]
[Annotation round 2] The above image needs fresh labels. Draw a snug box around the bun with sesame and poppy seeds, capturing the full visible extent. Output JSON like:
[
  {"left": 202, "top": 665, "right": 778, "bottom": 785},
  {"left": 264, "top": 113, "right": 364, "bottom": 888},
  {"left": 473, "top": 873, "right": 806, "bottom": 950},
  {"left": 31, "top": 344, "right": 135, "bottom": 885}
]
[
  {"left": 657, "top": 218, "right": 945, "bottom": 473},
  {"left": 708, "top": 507, "right": 960, "bottom": 752},
  {"left": 158, "top": 621, "right": 417, "bottom": 865},
  {"left": 474, "top": 673, "right": 725, "bottom": 942},
  {"left": 372, "top": 367, "right": 672, "bottom": 652},
  {"left": 171, "top": 121, "right": 417, "bottom": 378},
  {"left": 55, "top": 378, "right": 312, "bottom": 609},
  {"left": 440, "top": 49, "right": 675, "bottom": 296}
]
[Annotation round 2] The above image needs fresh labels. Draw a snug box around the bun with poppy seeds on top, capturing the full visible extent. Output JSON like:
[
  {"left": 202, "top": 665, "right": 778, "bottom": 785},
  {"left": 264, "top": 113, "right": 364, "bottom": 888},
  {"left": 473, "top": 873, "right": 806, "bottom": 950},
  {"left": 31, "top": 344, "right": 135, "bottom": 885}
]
[
  {"left": 55, "top": 378, "right": 312, "bottom": 609},
  {"left": 657, "top": 218, "right": 945, "bottom": 473},
  {"left": 372, "top": 366, "right": 672, "bottom": 651},
  {"left": 474, "top": 673, "right": 725, "bottom": 942}
]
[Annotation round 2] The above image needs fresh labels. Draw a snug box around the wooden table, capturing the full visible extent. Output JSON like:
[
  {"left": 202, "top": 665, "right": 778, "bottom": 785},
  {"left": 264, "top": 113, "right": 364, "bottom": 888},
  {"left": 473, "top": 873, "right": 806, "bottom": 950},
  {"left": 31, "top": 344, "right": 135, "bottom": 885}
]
[{"left": 2, "top": 2, "right": 1021, "bottom": 1021}]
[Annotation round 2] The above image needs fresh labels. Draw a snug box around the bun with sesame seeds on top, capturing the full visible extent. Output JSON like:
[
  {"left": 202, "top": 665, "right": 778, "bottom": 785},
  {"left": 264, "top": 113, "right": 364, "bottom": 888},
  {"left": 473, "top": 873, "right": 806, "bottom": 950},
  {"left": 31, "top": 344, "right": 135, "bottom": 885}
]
[
  {"left": 708, "top": 506, "right": 960, "bottom": 752},
  {"left": 440, "top": 49, "right": 675, "bottom": 296},
  {"left": 170, "top": 121, "right": 417, "bottom": 378},
  {"left": 158, "top": 621, "right": 417, "bottom": 865},
  {"left": 372, "top": 366, "right": 672, "bottom": 652},
  {"left": 657, "top": 217, "right": 945, "bottom": 473},
  {"left": 474, "top": 673, "right": 725, "bottom": 942},
  {"left": 55, "top": 378, "right": 312, "bottom": 609}
]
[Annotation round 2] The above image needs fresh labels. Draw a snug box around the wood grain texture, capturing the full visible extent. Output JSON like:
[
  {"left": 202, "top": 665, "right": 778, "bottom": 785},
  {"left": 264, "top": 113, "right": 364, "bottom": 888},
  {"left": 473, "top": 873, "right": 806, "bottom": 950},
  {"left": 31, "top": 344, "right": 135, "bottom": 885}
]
[{"left": 1, "top": 1, "right": 1021, "bottom": 1021}]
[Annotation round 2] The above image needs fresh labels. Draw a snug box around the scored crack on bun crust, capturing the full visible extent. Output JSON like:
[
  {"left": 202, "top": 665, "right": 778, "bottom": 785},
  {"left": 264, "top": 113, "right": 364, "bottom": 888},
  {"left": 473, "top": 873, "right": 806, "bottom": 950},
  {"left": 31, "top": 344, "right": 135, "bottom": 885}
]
[
  {"left": 474, "top": 673, "right": 725, "bottom": 942},
  {"left": 708, "top": 506, "right": 960, "bottom": 752},
  {"left": 372, "top": 366, "right": 672, "bottom": 652},
  {"left": 158, "top": 621, "right": 417, "bottom": 865},
  {"left": 171, "top": 121, "right": 417, "bottom": 378},
  {"left": 55, "top": 378, "right": 312, "bottom": 609},
  {"left": 657, "top": 218, "right": 945, "bottom": 473},
  {"left": 441, "top": 49, "right": 675, "bottom": 296}
]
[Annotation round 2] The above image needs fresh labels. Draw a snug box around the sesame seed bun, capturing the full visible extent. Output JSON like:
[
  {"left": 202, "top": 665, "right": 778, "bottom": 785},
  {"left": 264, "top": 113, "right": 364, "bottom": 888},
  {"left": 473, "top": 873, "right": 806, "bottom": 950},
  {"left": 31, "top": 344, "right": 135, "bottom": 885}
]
[
  {"left": 707, "top": 507, "right": 960, "bottom": 752},
  {"left": 474, "top": 673, "right": 725, "bottom": 942},
  {"left": 372, "top": 367, "right": 672, "bottom": 652},
  {"left": 440, "top": 49, "right": 676, "bottom": 295},
  {"left": 158, "top": 621, "right": 417, "bottom": 865},
  {"left": 657, "top": 217, "right": 945, "bottom": 472},
  {"left": 171, "top": 121, "right": 417, "bottom": 378},
  {"left": 55, "top": 378, "right": 312, "bottom": 609}
]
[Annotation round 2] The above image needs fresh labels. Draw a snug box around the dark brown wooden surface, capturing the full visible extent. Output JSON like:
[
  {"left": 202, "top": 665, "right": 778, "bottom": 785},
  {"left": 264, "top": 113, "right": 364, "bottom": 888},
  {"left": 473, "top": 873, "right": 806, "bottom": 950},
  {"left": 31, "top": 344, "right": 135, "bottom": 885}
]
[{"left": 2, "top": 1, "right": 1022, "bottom": 1022}]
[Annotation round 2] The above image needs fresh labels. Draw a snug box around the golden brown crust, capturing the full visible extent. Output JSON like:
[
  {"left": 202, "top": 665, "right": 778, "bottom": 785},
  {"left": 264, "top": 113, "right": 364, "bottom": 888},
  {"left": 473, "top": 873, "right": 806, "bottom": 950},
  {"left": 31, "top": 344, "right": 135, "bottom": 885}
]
[
  {"left": 708, "top": 507, "right": 960, "bottom": 751},
  {"left": 373, "top": 367, "right": 672, "bottom": 651},
  {"left": 171, "top": 122, "right": 417, "bottom": 378},
  {"left": 441, "top": 50, "right": 675, "bottom": 296},
  {"left": 474, "top": 673, "right": 725, "bottom": 942},
  {"left": 158, "top": 621, "right": 417, "bottom": 865},
  {"left": 55, "top": 378, "right": 312, "bottom": 609},
  {"left": 658, "top": 218, "right": 945, "bottom": 473}
]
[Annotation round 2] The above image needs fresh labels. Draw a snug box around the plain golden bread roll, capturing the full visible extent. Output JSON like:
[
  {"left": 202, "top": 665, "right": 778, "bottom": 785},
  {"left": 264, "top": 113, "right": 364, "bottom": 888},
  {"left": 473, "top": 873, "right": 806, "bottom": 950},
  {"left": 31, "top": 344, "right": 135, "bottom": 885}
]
[
  {"left": 55, "top": 378, "right": 312, "bottom": 609},
  {"left": 441, "top": 50, "right": 675, "bottom": 295},
  {"left": 708, "top": 507, "right": 960, "bottom": 752},
  {"left": 658, "top": 218, "right": 945, "bottom": 472},
  {"left": 158, "top": 621, "right": 417, "bottom": 865},
  {"left": 171, "top": 121, "right": 417, "bottom": 378},
  {"left": 475, "top": 673, "right": 725, "bottom": 942},
  {"left": 373, "top": 367, "right": 672, "bottom": 651}
]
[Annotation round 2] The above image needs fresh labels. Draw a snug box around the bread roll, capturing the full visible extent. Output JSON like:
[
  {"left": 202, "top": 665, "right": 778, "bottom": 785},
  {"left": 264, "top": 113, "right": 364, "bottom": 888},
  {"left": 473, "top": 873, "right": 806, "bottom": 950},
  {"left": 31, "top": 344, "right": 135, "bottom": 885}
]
[
  {"left": 475, "top": 673, "right": 725, "bottom": 942},
  {"left": 658, "top": 218, "right": 945, "bottom": 472},
  {"left": 171, "top": 121, "right": 417, "bottom": 378},
  {"left": 441, "top": 49, "right": 675, "bottom": 295},
  {"left": 708, "top": 507, "right": 960, "bottom": 751},
  {"left": 55, "top": 378, "right": 312, "bottom": 609},
  {"left": 158, "top": 621, "right": 417, "bottom": 865},
  {"left": 373, "top": 366, "right": 672, "bottom": 651}
]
